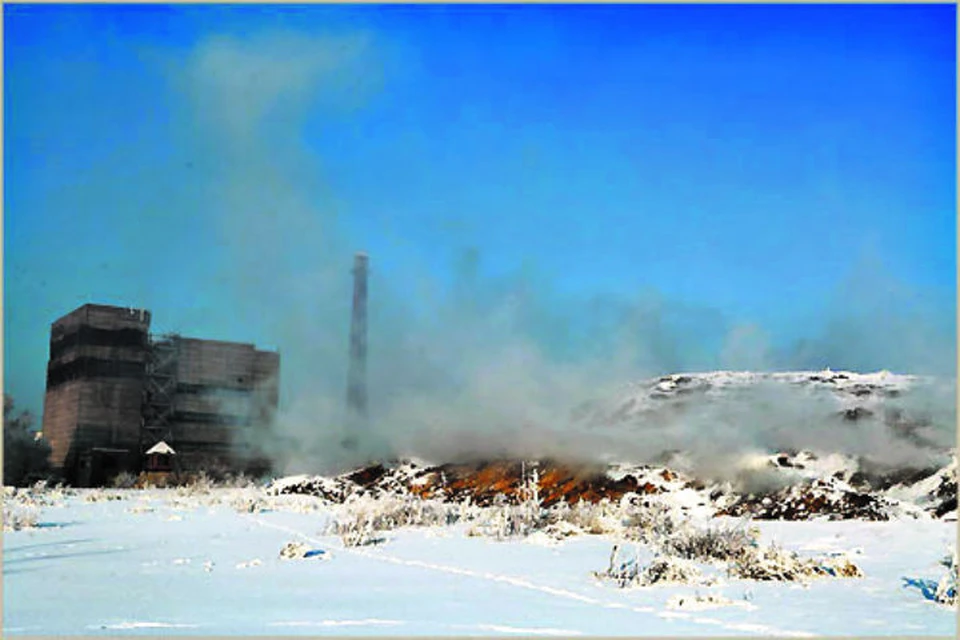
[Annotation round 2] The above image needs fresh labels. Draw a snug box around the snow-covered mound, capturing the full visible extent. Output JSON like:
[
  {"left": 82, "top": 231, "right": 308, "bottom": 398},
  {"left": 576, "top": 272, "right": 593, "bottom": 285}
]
[
  {"left": 605, "top": 369, "right": 919, "bottom": 411},
  {"left": 886, "top": 455, "right": 958, "bottom": 519},
  {"left": 580, "top": 369, "right": 941, "bottom": 434}
]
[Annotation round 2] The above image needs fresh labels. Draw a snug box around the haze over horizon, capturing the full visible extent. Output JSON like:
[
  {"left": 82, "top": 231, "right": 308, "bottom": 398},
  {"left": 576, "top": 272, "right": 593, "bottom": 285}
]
[{"left": 5, "top": 5, "right": 955, "bottom": 461}]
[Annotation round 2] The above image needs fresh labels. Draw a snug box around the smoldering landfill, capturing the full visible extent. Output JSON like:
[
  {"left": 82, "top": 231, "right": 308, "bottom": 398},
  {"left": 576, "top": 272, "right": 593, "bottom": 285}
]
[
  {"left": 264, "top": 368, "right": 955, "bottom": 487},
  {"left": 270, "top": 448, "right": 956, "bottom": 523},
  {"left": 267, "top": 370, "right": 956, "bottom": 524}
]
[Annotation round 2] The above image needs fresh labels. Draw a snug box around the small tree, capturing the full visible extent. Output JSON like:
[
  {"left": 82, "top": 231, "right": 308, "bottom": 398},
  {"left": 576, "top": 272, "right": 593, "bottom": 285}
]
[{"left": 3, "top": 395, "right": 51, "bottom": 486}]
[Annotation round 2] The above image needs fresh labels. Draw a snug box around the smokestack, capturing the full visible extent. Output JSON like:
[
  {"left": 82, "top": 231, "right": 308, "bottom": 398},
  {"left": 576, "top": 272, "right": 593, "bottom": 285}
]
[{"left": 344, "top": 252, "right": 369, "bottom": 450}]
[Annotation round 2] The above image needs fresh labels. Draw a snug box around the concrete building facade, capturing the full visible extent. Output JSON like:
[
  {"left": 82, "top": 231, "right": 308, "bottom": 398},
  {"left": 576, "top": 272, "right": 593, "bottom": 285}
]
[{"left": 41, "top": 304, "right": 279, "bottom": 486}]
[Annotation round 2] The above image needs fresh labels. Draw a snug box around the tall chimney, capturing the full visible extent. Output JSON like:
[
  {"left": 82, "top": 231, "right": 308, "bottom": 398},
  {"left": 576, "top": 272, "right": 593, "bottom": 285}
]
[{"left": 344, "top": 252, "right": 369, "bottom": 448}]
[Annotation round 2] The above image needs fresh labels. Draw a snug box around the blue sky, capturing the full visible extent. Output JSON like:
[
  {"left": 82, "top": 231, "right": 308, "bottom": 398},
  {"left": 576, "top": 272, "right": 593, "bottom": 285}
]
[{"left": 4, "top": 4, "right": 956, "bottom": 421}]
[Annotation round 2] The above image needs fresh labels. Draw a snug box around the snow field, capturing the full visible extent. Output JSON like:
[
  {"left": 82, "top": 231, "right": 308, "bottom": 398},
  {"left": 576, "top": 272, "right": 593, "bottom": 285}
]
[{"left": 3, "top": 487, "right": 956, "bottom": 636}]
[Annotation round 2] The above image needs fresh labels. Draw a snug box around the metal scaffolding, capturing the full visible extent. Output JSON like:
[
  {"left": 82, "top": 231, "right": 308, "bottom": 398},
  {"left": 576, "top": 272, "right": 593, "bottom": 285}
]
[{"left": 140, "top": 333, "right": 180, "bottom": 456}]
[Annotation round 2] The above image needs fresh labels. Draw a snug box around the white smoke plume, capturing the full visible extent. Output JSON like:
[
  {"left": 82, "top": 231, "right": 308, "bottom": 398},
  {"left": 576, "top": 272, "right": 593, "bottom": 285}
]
[{"left": 163, "top": 28, "right": 955, "bottom": 477}]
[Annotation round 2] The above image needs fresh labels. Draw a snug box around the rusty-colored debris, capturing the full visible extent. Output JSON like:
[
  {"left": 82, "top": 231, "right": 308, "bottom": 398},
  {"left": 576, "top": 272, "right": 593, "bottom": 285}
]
[
  {"left": 718, "top": 479, "right": 896, "bottom": 521},
  {"left": 373, "top": 459, "right": 665, "bottom": 507}
]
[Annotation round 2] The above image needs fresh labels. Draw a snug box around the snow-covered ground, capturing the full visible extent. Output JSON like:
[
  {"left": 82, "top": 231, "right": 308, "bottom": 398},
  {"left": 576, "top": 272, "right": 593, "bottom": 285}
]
[
  {"left": 3, "top": 487, "right": 955, "bottom": 636},
  {"left": 5, "top": 370, "right": 954, "bottom": 634}
]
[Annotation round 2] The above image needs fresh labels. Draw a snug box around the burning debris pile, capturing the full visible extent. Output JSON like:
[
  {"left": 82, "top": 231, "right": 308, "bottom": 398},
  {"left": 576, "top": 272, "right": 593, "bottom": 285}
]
[
  {"left": 717, "top": 447, "right": 954, "bottom": 521},
  {"left": 930, "top": 470, "right": 957, "bottom": 519},
  {"left": 719, "top": 476, "right": 903, "bottom": 521},
  {"left": 271, "top": 459, "right": 697, "bottom": 507},
  {"left": 410, "top": 460, "right": 690, "bottom": 507},
  {"left": 268, "top": 370, "right": 955, "bottom": 522},
  {"left": 269, "top": 445, "right": 955, "bottom": 522},
  {"left": 269, "top": 474, "right": 356, "bottom": 502}
]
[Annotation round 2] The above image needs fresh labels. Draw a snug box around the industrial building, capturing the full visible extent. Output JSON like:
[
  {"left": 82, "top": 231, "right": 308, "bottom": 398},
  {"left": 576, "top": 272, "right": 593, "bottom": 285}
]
[{"left": 41, "top": 304, "right": 279, "bottom": 486}]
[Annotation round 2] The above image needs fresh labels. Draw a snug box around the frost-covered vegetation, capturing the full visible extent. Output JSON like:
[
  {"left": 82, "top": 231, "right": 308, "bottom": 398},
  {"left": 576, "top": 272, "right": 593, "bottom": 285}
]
[
  {"left": 4, "top": 369, "right": 955, "bottom": 635},
  {"left": 659, "top": 520, "right": 759, "bottom": 562},
  {"left": 593, "top": 516, "right": 863, "bottom": 587},
  {"left": 667, "top": 592, "right": 755, "bottom": 611},
  {"left": 935, "top": 551, "right": 957, "bottom": 606},
  {"left": 278, "top": 541, "right": 326, "bottom": 560},
  {"left": 2, "top": 440, "right": 938, "bottom": 600},
  {"left": 83, "top": 488, "right": 125, "bottom": 503},
  {"left": 317, "top": 464, "right": 868, "bottom": 586},
  {"left": 594, "top": 545, "right": 705, "bottom": 587},
  {"left": 329, "top": 494, "right": 458, "bottom": 546},
  {"left": 2, "top": 481, "right": 75, "bottom": 530},
  {"left": 3, "top": 502, "right": 39, "bottom": 531},
  {"left": 110, "top": 472, "right": 138, "bottom": 489},
  {"left": 902, "top": 548, "right": 957, "bottom": 608},
  {"left": 727, "top": 544, "right": 863, "bottom": 581},
  {"left": 7, "top": 462, "right": 954, "bottom": 639}
]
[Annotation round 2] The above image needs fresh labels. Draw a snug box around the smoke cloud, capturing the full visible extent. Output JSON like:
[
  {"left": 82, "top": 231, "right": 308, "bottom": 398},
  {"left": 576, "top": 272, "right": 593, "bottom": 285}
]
[{"left": 166, "top": 28, "right": 955, "bottom": 477}]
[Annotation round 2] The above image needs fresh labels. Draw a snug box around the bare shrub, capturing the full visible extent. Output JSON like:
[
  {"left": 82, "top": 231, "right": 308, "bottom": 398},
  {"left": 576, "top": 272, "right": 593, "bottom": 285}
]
[
  {"left": 218, "top": 472, "right": 258, "bottom": 489},
  {"left": 280, "top": 541, "right": 308, "bottom": 559},
  {"left": 175, "top": 472, "right": 214, "bottom": 496},
  {"left": 340, "top": 525, "right": 387, "bottom": 548},
  {"left": 619, "top": 494, "right": 684, "bottom": 545},
  {"left": 594, "top": 544, "right": 703, "bottom": 587},
  {"left": 457, "top": 466, "right": 551, "bottom": 540},
  {"left": 727, "top": 544, "right": 863, "bottom": 581},
  {"left": 329, "top": 494, "right": 457, "bottom": 547},
  {"left": 265, "top": 494, "right": 325, "bottom": 514},
  {"left": 83, "top": 488, "right": 124, "bottom": 502},
  {"left": 667, "top": 592, "right": 754, "bottom": 611},
  {"left": 593, "top": 543, "right": 641, "bottom": 587},
  {"left": 560, "top": 499, "right": 624, "bottom": 536},
  {"left": 111, "top": 472, "right": 138, "bottom": 489},
  {"left": 818, "top": 554, "right": 865, "bottom": 578},
  {"left": 728, "top": 544, "right": 809, "bottom": 581},
  {"left": 46, "top": 483, "right": 75, "bottom": 501},
  {"left": 661, "top": 520, "right": 759, "bottom": 563},
  {"left": 2, "top": 503, "right": 39, "bottom": 531},
  {"left": 279, "top": 541, "right": 326, "bottom": 559},
  {"left": 466, "top": 496, "right": 545, "bottom": 540},
  {"left": 935, "top": 552, "right": 957, "bottom": 606},
  {"left": 639, "top": 555, "right": 703, "bottom": 585},
  {"left": 541, "top": 520, "right": 584, "bottom": 540},
  {"left": 231, "top": 495, "right": 267, "bottom": 514},
  {"left": 126, "top": 505, "right": 154, "bottom": 514}
]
